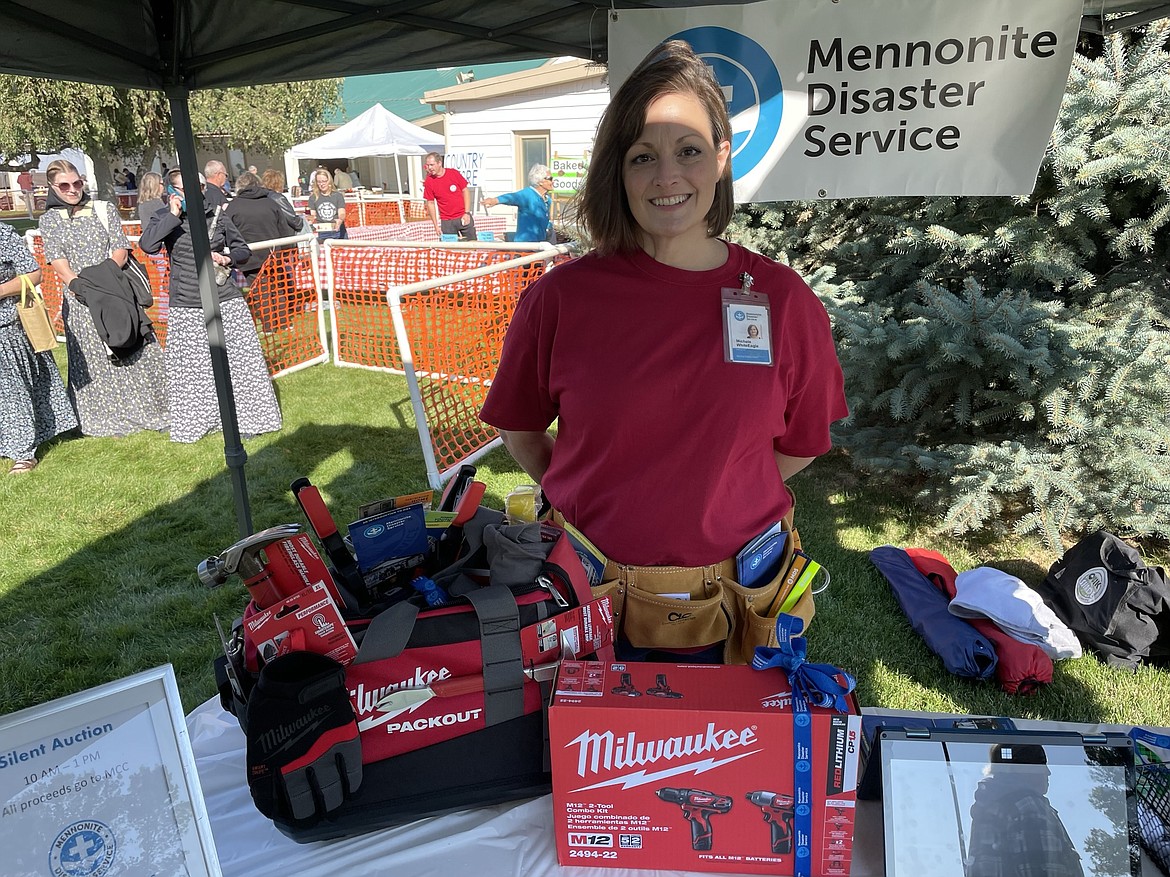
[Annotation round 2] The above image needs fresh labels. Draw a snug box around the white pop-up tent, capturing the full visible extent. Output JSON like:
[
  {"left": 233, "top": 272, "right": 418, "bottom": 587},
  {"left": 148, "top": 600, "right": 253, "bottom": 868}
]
[{"left": 288, "top": 102, "right": 442, "bottom": 194}]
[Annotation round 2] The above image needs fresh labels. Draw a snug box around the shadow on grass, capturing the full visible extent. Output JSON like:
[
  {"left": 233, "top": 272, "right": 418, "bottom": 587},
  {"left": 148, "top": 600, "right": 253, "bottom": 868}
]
[
  {"left": 0, "top": 420, "right": 436, "bottom": 716},
  {"left": 791, "top": 453, "right": 1119, "bottom": 724}
]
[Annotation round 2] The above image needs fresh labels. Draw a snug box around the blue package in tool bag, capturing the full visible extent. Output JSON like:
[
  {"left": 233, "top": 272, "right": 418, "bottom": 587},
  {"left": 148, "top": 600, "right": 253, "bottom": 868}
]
[
  {"left": 348, "top": 503, "right": 428, "bottom": 572},
  {"left": 869, "top": 545, "right": 998, "bottom": 681}
]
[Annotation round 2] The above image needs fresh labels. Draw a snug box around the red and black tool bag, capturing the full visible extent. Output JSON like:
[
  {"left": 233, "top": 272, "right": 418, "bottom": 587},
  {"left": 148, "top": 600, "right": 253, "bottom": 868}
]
[{"left": 219, "top": 508, "right": 613, "bottom": 841}]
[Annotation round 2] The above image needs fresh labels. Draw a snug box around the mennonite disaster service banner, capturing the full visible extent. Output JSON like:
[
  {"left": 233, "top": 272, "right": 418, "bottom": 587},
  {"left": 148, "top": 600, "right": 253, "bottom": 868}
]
[{"left": 607, "top": 0, "right": 1083, "bottom": 201}]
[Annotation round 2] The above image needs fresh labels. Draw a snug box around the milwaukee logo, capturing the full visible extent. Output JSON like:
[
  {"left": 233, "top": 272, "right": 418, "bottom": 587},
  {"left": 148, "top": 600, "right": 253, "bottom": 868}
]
[
  {"left": 257, "top": 705, "right": 331, "bottom": 752},
  {"left": 350, "top": 666, "right": 452, "bottom": 717},
  {"left": 567, "top": 723, "right": 758, "bottom": 779},
  {"left": 760, "top": 690, "right": 793, "bottom": 709}
]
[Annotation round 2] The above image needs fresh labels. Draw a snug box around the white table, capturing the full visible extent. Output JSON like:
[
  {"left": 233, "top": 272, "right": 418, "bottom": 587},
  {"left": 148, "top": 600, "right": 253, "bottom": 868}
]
[{"left": 186, "top": 699, "right": 1162, "bottom": 876}]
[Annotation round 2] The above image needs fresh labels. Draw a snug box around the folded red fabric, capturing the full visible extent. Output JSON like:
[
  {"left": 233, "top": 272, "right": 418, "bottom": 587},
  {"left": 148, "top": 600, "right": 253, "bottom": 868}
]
[{"left": 907, "top": 548, "right": 1053, "bottom": 695}]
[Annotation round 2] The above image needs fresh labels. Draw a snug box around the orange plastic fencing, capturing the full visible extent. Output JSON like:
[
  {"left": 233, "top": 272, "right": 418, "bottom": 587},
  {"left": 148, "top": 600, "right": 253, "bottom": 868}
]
[
  {"left": 328, "top": 245, "right": 554, "bottom": 475},
  {"left": 244, "top": 244, "right": 328, "bottom": 376},
  {"left": 358, "top": 200, "right": 404, "bottom": 225},
  {"left": 26, "top": 230, "right": 323, "bottom": 377}
]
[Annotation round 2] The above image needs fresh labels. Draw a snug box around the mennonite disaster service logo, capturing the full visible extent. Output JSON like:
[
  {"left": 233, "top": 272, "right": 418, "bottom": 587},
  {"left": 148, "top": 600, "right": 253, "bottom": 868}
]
[
  {"left": 48, "top": 820, "right": 117, "bottom": 877},
  {"left": 669, "top": 26, "right": 783, "bottom": 183}
]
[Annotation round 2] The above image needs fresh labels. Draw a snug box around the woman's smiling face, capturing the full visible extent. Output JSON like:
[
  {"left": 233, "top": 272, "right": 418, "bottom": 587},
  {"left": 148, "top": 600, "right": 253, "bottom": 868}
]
[{"left": 622, "top": 90, "right": 730, "bottom": 257}]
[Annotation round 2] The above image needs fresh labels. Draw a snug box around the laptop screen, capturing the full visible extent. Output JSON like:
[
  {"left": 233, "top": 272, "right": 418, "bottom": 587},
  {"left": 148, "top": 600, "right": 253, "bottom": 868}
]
[{"left": 880, "top": 729, "right": 1139, "bottom": 877}]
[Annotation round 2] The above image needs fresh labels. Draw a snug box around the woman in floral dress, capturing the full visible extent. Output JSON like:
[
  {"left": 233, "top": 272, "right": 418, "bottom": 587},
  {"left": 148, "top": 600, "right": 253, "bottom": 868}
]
[
  {"left": 37, "top": 159, "right": 168, "bottom": 437},
  {"left": 139, "top": 169, "right": 282, "bottom": 443},
  {"left": 0, "top": 222, "right": 77, "bottom": 473}
]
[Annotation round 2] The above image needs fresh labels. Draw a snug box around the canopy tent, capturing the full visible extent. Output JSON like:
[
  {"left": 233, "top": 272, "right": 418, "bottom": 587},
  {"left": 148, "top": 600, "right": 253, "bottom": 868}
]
[
  {"left": 2, "top": 0, "right": 1167, "bottom": 537},
  {"left": 289, "top": 102, "right": 443, "bottom": 195},
  {"left": 289, "top": 103, "right": 442, "bottom": 159}
]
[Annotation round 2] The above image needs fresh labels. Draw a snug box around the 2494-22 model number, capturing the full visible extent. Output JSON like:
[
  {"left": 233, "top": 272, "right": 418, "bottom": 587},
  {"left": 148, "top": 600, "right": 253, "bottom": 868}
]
[{"left": 569, "top": 850, "right": 618, "bottom": 859}]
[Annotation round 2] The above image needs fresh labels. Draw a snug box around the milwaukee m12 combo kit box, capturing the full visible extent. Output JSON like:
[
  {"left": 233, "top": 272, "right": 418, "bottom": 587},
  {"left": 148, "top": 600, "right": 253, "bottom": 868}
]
[{"left": 549, "top": 661, "right": 861, "bottom": 876}]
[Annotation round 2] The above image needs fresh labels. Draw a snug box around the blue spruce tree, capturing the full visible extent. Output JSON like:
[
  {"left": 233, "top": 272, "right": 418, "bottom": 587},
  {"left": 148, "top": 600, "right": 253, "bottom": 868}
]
[{"left": 730, "top": 25, "right": 1170, "bottom": 547}]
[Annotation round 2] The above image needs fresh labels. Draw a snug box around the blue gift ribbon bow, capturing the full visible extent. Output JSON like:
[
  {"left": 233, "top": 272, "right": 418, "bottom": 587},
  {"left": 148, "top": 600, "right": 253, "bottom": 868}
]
[
  {"left": 753, "top": 613, "right": 857, "bottom": 877},
  {"left": 753, "top": 613, "right": 856, "bottom": 712}
]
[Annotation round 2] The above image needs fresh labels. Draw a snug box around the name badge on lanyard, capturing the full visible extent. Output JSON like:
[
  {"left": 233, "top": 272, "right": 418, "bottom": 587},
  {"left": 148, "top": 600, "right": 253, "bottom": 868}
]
[{"left": 722, "top": 272, "right": 773, "bottom": 366}]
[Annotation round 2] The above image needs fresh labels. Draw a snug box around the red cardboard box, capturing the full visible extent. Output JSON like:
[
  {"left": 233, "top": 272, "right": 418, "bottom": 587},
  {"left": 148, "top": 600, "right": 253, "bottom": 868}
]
[{"left": 549, "top": 662, "right": 860, "bottom": 876}]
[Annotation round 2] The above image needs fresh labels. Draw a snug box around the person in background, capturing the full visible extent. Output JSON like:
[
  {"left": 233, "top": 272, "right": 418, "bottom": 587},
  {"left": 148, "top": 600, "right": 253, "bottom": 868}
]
[
  {"left": 124, "top": 168, "right": 137, "bottom": 190},
  {"left": 332, "top": 163, "right": 354, "bottom": 191},
  {"left": 0, "top": 222, "right": 77, "bottom": 473},
  {"left": 479, "top": 41, "right": 847, "bottom": 658},
  {"left": 422, "top": 153, "right": 476, "bottom": 240},
  {"left": 482, "top": 163, "right": 556, "bottom": 242},
  {"left": 113, "top": 167, "right": 127, "bottom": 187},
  {"left": 16, "top": 169, "right": 34, "bottom": 218},
  {"left": 307, "top": 168, "right": 347, "bottom": 241},
  {"left": 139, "top": 168, "right": 281, "bottom": 443},
  {"left": 226, "top": 171, "right": 303, "bottom": 332},
  {"left": 203, "top": 160, "right": 231, "bottom": 209},
  {"left": 38, "top": 159, "right": 168, "bottom": 437},
  {"left": 260, "top": 168, "right": 298, "bottom": 220},
  {"left": 136, "top": 172, "right": 165, "bottom": 221}
]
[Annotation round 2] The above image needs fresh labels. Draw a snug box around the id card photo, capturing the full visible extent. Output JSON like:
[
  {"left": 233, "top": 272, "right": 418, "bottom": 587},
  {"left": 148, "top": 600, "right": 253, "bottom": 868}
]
[{"left": 725, "top": 302, "right": 773, "bottom": 365}]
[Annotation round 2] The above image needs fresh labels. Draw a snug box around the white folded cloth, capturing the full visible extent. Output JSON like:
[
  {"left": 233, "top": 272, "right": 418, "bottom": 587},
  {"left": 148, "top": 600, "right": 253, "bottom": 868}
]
[{"left": 950, "top": 566, "right": 1083, "bottom": 660}]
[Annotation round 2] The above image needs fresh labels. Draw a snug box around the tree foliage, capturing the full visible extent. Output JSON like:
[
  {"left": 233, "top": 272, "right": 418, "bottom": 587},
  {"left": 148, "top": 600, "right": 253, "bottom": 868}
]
[
  {"left": 0, "top": 76, "right": 341, "bottom": 171},
  {"left": 729, "top": 25, "right": 1170, "bottom": 547}
]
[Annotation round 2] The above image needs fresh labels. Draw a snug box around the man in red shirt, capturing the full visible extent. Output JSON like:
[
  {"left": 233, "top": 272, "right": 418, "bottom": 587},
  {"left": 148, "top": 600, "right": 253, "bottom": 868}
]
[
  {"left": 16, "top": 169, "right": 34, "bottom": 216},
  {"left": 422, "top": 153, "right": 476, "bottom": 240}
]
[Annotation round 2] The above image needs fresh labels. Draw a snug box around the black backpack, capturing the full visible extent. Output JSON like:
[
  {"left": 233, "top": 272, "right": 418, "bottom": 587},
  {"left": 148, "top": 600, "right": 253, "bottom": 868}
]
[{"left": 1038, "top": 531, "right": 1170, "bottom": 669}]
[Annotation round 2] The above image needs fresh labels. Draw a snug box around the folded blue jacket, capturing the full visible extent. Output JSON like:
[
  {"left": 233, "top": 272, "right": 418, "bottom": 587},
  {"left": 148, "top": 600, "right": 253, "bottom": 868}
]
[{"left": 869, "top": 545, "right": 998, "bottom": 681}]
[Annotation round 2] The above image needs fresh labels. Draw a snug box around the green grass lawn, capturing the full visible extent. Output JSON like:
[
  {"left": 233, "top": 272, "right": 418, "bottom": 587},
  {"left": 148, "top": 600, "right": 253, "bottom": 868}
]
[{"left": 2, "top": 358, "right": 1168, "bottom": 726}]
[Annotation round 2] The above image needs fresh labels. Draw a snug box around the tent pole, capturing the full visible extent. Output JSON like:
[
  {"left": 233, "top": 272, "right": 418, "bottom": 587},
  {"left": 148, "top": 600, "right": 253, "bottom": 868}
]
[{"left": 166, "top": 87, "right": 254, "bottom": 538}]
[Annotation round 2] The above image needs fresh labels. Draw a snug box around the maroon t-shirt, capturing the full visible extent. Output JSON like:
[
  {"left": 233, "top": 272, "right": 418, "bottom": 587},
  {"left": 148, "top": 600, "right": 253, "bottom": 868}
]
[
  {"left": 480, "top": 243, "right": 848, "bottom": 566},
  {"left": 423, "top": 168, "right": 469, "bottom": 220}
]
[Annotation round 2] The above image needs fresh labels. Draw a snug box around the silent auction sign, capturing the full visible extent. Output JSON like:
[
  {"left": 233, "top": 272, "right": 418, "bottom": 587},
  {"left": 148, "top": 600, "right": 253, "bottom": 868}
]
[{"left": 0, "top": 666, "right": 221, "bottom": 877}]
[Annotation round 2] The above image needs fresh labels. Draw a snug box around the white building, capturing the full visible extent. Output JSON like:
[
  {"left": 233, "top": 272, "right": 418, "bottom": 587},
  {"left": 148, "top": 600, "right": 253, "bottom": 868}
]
[{"left": 422, "top": 58, "right": 608, "bottom": 226}]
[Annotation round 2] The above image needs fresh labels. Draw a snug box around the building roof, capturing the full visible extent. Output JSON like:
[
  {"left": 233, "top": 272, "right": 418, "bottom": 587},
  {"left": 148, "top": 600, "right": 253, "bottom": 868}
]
[
  {"left": 422, "top": 57, "right": 605, "bottom": 106},
  {"left": 332, "top": 59, "right": 550, "bottom": 125}
]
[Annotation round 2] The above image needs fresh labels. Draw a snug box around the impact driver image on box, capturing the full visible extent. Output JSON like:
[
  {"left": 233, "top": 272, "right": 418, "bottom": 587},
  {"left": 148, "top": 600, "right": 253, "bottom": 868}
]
[{"left": 549, "top": 662, "right": 860, "bottom": 876}]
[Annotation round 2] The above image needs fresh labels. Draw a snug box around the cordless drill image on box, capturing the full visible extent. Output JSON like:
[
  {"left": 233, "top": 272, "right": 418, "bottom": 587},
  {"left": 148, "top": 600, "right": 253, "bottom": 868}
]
[
  {"left": 746, "top": 790, "right": 796, "bottom": 854},
  {"left": 656, "top": 787, "right": 733, "bottom": 850}
]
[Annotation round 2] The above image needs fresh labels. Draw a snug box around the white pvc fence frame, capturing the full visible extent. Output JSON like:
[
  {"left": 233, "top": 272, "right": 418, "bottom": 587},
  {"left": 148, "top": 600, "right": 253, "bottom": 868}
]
[
  {"left": 323, "top": 237, "right": 568, "bottom": 490},
  {"left": 246, "top": 232, "right": 329, "bottom": 378}
]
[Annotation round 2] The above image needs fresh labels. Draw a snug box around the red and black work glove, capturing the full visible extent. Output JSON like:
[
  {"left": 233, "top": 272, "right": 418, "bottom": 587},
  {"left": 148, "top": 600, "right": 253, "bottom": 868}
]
[{"left": 243, "top": 651, "right": 362, "bottom": 821}]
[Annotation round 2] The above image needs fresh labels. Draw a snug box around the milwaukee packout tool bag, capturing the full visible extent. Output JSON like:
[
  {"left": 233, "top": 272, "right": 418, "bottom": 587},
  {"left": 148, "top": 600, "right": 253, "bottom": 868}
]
[{"left": 216, "top": 506, "right": 615, "bottom": 842}]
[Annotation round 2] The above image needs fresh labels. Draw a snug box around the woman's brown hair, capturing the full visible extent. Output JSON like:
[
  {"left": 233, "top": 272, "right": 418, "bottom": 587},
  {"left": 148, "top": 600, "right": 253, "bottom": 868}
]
[
  {"left": 577, "top": 40, "right": 734, "bottom": 255},
  {"left": 138, "top": 171, "right": 164, "bottom": 202},
  {"left": 261, "top": 168, "right": 285, "bottom": 192}
]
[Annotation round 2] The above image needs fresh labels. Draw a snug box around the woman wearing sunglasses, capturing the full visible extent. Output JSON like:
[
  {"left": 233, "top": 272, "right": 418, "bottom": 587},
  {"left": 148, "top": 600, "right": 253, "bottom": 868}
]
[
  {"left": 139, "top": 169, "right": 282, "bottom": 443},
  {"left": 37, "top": 159, "right": 168, "bottom": 437}
]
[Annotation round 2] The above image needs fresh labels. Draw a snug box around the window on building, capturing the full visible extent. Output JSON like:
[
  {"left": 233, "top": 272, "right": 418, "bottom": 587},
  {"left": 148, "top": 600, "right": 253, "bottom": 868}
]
[{"left": 515, "top": 132, "right": 551, "bottom": 188}]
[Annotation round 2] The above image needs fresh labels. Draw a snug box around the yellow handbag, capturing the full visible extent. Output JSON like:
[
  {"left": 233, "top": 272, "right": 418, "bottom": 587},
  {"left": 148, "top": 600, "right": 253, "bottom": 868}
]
[{"left": 16, "top": 274, "right": 58, "bottom": 353}]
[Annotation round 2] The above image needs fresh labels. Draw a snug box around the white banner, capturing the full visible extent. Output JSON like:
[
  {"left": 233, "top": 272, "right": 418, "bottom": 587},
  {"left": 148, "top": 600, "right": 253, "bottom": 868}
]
[{"left": 608, "top": 0, "right": 1083, "bottom": 201}]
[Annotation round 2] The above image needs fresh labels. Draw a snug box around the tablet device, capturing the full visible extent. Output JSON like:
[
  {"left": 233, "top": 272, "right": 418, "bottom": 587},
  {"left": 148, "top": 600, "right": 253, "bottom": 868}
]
[{"left": 877, "top": 727, "right": 1139, "bottom": 876}]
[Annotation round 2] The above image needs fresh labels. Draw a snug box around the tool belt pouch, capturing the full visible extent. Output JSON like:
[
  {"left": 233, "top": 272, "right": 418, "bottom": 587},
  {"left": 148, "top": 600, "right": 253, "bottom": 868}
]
[
  {"left": 220, "top": 507, "right": 613, "bottom": 841},
  {"left": 590, "top": 510, "right": 815, "bottom": 664}
]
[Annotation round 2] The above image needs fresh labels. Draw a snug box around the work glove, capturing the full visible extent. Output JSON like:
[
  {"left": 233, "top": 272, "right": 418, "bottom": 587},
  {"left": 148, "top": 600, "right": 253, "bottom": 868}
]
[{"left": 243, "top": 651, "right": 362, "bottom": 821}]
